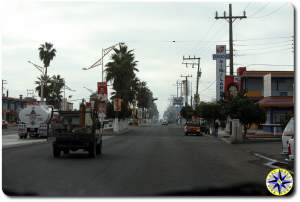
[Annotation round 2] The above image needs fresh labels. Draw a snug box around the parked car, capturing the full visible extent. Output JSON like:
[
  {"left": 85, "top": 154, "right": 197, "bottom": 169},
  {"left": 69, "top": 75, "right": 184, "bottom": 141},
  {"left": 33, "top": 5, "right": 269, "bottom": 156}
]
[
  {"left": 184, "top": 121, "right": 202, "bottom": 136},
  {"left": 282, "top": 117, "right": 294, "bottom": 154},
  {"left": 162, "top": 120, "right": 168, "bottom": 125},
  {"left": 2, "top": 120, "right": 8, "bottom": 129},
  {"left": 287, "top": 138, "right": 295, "bottom": 161}
]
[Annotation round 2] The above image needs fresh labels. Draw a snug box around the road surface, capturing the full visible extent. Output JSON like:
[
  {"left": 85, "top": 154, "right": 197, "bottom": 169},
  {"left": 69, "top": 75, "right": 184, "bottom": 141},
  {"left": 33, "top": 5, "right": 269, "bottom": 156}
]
[{"left": 2, "top": 124, "right": 283, "bottom": 196}]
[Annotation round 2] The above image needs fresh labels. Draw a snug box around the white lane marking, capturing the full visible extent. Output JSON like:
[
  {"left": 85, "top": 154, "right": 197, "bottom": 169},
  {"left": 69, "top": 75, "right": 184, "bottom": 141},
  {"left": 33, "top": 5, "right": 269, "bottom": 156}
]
[{"left": 253, "top": 153, "right": 278, "bottom": 163}]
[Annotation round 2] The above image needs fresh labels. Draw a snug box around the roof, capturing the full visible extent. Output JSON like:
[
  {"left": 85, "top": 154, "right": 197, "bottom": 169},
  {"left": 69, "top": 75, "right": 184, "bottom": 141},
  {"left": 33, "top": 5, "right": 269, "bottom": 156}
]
[
  {"left": 258, "top": 96, "right": 294, "bottom": 108},
  {"left": 241, "top": 71, "right": 294, "bottom": 78}
]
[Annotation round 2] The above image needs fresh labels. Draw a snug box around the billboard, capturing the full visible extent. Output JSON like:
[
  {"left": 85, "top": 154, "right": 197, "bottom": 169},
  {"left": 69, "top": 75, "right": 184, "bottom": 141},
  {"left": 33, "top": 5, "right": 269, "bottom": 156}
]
[
  {"left": 173, "top": 97, "right": 183, "bottom": 106},
  {"left": 264, "top": 73, "right": 272, "bottom": 97},
  {"left": 213, "top": 45, "right": 229, "bottom": 101}
]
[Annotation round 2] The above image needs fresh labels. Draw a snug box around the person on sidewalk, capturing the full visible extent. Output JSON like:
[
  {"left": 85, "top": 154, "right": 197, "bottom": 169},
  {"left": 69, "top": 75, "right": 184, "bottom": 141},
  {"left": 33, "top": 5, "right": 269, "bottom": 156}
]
[{"left": 214, "top": 120, "right": 220, "bottom": 137}]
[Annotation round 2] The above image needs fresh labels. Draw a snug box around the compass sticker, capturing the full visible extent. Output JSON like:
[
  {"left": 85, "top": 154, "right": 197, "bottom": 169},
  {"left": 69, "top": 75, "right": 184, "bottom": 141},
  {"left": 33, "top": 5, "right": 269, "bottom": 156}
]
[{"left": 266, "top": 168, "right": 293, "bottom": 196}]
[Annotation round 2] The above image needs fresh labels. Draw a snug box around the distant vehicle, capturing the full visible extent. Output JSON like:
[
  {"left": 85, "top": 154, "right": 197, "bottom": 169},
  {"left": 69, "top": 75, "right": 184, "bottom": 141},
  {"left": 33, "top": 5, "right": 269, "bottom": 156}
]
[
  {"left": 2, "top": 120, "right": 8, "bottom": 129},
  {"left": 287, "top": 138, "right": 295, "bottom": 161},
  {"left": 184, "top": 117, "right": 210, "bottom": 136},
  {"left": 162, "top": 120, "right": 168, "bottom": 125},
  {"left": 184, "top": 120, "right": 203, "bottom": 136},
  {"left": 18, "top": 104, "right": 53, "bottom": 139},
  {"left": 282, "top": 117, "right": 294, "bottom": 154},
  {"left": 51, "top": 102, "right": 102, "bottom": 158}
]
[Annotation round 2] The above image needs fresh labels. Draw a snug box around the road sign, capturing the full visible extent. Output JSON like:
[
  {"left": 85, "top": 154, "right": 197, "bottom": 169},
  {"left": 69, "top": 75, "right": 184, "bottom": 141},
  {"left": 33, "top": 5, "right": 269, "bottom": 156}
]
[{"left": 97, "top": 82, "right": 107, "bottom": 95}]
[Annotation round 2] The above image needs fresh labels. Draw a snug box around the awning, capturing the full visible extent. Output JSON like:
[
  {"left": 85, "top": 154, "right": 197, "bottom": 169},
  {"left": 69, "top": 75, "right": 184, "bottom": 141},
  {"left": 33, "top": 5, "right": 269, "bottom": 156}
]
[{"left": 258, "top": 96, "right": 294, "bottom": 108}]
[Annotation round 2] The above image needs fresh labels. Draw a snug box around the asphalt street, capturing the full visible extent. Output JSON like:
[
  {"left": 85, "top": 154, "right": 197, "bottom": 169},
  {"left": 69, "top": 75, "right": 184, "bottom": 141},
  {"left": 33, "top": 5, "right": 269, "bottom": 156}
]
[{"left": 2, "top": 124, "right": 279, "bottom": 196}]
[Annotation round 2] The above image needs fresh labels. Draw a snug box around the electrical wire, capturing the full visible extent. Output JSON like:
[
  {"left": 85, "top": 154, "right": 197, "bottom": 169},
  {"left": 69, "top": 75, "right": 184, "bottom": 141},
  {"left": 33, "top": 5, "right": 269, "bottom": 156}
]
[
  {"left": 250, "top": 3, "right": 288, "bottom": 19},
  {"left": 234, "top": 63, "right": 293, "bottom": 67},
  {"left": 199, "top": 80, "right": 216, "bottom": 92},
  {"left": 234, "top": 35, "right": 293, "bottom": 42},
  {"left": 235, "top": 47, "right": 293, "bottom": 56},
  {"left": 234, "top": 43, "right": 293, "bottom": 52},
  {"left": 233, "top": 39, "right": 293, "bottom": 47},
  {"left": 248, "top": 2, "right": 271, "bottom": 17}
]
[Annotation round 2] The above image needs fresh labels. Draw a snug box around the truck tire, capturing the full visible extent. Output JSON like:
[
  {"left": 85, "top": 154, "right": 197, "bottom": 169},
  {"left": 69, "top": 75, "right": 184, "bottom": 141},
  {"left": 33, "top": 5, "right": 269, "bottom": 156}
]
[
  {"left": 96, "top": 140, "right": 102, "bottom": 155},
  {"left": 53, "top": 146, "right": 60, "bottom": 158},
  {"left": 89, "top": 142, "right": 97, "bottom": 158},
  {"left": 63, "top": 149, "right": 70, "bottom": 155}
]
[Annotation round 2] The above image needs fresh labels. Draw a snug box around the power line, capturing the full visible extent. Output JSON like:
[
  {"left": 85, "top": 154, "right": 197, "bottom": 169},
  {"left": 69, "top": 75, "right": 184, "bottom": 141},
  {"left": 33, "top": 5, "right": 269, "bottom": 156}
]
[
  {"left": 249, "top": 3, "right": 288, "bottom": 19},
  {"left": 234, "top": 43, "right": 293, "bottom": 52},
  {"left": 235, "top": 47, "right": 293, "bottom": 56},
  {"left": 234, "top": 63, "right": 293, "bottom": 67},
  {"left": 248, "top": 2, "right": 270, "bottom": 17},
  {"left": 234, "top": 35, "right": 293, "bottom": 42},
  {"left": 200, "top": 80, "right": 216, "bottom": 93},
  {"left": 233, "top": 39, "right": 293, "bottom": 46},
  {"left": 243, "top": 2, "right": 252, "bottom": 11}
]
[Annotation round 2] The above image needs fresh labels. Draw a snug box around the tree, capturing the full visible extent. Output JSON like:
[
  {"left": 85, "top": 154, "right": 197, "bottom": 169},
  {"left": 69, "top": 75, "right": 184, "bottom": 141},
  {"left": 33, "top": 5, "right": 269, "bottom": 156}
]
[
  {"left": 225, "top": 95, "right": 266, "bottom": 138},
  {"left": 35, "top": 75, "right": 65, "bottom": 109},
  {"left": 180, "top": 106, "right": 194, "bottom": 121},
  {"left": 105, "top": 43, "right": 138, "bottom": 118},
  {"left": 195, "top": 102, "right": 225, "bottom": 124},
  {"left": 35, "top": 75, "right": 52, "bottom": 99},
  {"left": 47, "top": 75, "right": 65, "bottom": 109},
  {"left": 38, "top": 42, "right": 56, "bottom": 76}
]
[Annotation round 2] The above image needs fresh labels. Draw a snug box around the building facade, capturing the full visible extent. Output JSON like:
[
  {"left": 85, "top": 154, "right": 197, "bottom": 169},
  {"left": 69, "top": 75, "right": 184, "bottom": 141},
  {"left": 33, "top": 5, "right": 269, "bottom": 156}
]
[{"left": 237, "top": 67, "right": 294, "bottom": 133}]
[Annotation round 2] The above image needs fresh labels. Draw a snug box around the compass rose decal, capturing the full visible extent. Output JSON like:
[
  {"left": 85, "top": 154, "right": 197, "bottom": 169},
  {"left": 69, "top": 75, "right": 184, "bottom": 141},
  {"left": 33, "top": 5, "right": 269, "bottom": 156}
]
[{"left": 266, "top": 168, "right": 293, "bottom": 196}]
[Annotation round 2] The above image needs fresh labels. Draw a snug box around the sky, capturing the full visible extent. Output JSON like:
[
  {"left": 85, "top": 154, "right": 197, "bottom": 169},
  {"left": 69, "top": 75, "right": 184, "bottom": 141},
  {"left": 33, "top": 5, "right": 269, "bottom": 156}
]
[{"left": 0, "top": 0, "right": 294, "bottom": 117}]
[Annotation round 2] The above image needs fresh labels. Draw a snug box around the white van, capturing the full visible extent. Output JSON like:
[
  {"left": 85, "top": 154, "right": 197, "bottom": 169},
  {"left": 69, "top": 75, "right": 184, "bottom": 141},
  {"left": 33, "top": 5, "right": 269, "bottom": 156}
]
[{"left": 282, "top": 117, "right": 294, "bottom": 154}]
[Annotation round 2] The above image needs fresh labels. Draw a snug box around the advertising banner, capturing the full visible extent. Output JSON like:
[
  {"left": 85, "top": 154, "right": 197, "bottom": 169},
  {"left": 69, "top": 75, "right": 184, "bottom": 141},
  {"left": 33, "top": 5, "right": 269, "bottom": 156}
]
[
  {"left": 213, "top": 45, "right": 228, "bottom": 101},
  {"left": 173, "top": 97, "right": 183, "bottom": 106},
  {"left": 97, "top": 82, "right": 108, "bottom": 95}
]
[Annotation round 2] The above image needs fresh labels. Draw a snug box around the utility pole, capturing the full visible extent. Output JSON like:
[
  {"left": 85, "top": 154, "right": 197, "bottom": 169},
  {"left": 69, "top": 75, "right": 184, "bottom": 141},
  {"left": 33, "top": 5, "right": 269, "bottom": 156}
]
[
  {"left": 174, "top": 80, "right": 182, "bottom": 98},
  {"left": 180, "top": 74, "right": 192, "bottom": 106},
  {"left": 2, "top": 79, "right": 7, "bottom": 97},
  {"left": 215, "top": 4, "right": 247, "bottom": 75},
  {"left": 190, "top": 82, "right": 193, "bottom": 107},
  {"left": 182, "top": 56, "right": 201, "bottom": 106}
]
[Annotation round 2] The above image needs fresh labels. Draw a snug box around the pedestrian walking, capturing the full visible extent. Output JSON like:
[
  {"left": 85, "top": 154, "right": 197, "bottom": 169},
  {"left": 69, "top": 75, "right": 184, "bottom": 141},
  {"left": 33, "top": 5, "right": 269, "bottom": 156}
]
[{"left": 214, "top": 120, "right": 219, "bottom": 137}]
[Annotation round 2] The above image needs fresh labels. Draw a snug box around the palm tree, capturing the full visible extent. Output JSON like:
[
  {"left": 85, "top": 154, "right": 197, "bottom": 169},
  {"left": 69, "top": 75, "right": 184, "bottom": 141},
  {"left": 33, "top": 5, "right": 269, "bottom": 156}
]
[
  {"left": 38, "top": 42, "right": 56, "bottom": 76},
  {"left": 105, "top": 44, "right": 139, "bottom": 115},
  {"left": 35, "top": 75, "right": 51, "bottom": 99},
  {"left": 48, "top": 75, "right": 64, "bottom": 108}
]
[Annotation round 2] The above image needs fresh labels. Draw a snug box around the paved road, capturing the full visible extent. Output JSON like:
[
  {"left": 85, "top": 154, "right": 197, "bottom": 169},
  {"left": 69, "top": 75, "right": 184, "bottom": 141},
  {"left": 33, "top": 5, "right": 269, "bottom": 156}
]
[
  {"left": 2, "top": 126, "right": 18, "bottom": 136},
  {"left": 3, "top": 125, "right": 278, "bottom": 196}
]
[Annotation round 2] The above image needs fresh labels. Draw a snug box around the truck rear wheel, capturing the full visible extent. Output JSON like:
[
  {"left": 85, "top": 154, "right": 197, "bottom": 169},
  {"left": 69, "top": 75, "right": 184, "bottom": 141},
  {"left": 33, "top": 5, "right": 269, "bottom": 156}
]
[
  {"left": 53, "top": 146, "right": 60, "bottom": 158},
  {"left": 96, "top": 140, "right": 102, "bottom": 155},
  {"left": 89, "top": 142, "right": 97, "bottom": 158}
]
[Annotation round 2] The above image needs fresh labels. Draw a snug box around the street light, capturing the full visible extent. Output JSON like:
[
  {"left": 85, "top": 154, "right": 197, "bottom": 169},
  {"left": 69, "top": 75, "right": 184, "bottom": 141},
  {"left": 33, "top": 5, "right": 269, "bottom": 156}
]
[
  {"left": 82, "top": 42, "right": 124, "bottom": 82},
  {"left": 28, "top": 60, "right": 45, "bottom": 102}
]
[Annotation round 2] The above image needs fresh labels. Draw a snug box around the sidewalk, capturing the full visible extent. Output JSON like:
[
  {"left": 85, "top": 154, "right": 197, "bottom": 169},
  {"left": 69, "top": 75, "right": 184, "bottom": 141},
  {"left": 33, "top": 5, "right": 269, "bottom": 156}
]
[
  {"left": 217, "top": 129, "right": 281, "bottom": 144},
  {"left": 215, "top": 129, "right": 293, "bottom": 171}
]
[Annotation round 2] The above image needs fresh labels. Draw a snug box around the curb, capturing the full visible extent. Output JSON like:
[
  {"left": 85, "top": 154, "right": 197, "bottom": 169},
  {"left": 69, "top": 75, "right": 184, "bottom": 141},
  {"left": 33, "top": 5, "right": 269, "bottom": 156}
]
[{"left": 2, "top": 140, "right": 48, "bottom": 150}]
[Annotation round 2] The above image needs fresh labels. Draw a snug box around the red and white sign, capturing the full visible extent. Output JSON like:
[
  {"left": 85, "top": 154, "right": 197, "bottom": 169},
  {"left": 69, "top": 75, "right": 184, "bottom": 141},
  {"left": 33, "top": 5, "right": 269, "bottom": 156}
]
[{"left": 97, "top": 82, "right": 107, "bottom": 95}]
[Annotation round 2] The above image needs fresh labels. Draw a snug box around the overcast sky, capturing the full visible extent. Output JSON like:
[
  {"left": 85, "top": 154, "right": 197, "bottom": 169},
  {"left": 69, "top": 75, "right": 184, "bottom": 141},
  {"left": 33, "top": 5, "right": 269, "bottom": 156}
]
[{"left": 1, "top": 0, "right": 294, "bottom": 117}]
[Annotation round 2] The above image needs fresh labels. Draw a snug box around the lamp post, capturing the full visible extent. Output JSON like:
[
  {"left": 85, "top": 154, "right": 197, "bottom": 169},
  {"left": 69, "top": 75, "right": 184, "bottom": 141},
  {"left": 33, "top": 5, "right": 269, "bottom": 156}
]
[{"left": 28, "top": 61, "right": 46, "bottom": 102}]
